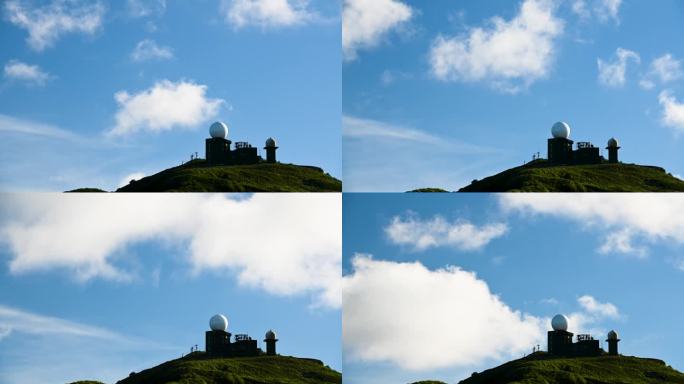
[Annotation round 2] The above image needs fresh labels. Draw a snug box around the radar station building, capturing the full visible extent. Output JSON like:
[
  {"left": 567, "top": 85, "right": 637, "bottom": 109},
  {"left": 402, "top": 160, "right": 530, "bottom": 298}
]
[
  {"left": 547, "top": 314, "right": 620, "bottom": 357},
  {"left": 205, "top": 314, "right": 279, "bottom": 358},
  {"left": 205, "top": 121, "right": 278, "bottom": 166},
  {"left": 547, "top": 122, "right": 620, "bottom": 165}
]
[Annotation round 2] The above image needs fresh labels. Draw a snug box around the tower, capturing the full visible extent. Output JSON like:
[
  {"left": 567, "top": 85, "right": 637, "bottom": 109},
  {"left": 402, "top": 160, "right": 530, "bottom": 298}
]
[
  {"left": 547, "top": 122, "right": 574, "bottom": 164},
  {"left": 264, "top": 329, "right": 278, "bottom": 356},
  {"left": 206, "top": 314, "right": 231, "bottom": 357},
  {"left": 264, "top": 137, "right": 278, "bottom": 163},
  {"left": 206, "top": 122, "right": 231, "bottom": 165},
  {"left": 606, "top": 138, "right": 620, "bottom": 164},
  {"left": 547, "top": 314, "right": 573, "bottom": 355},
  {"left": 606, "top": 330, "right": 620, "bottom": 356}
]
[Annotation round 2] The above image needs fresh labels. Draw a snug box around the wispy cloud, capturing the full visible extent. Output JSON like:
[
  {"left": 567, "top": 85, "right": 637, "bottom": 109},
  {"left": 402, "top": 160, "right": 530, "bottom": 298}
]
[
  {"left": 130, "top": 39, "right": 174, "bottom": 62},
  {"left": 343, "top": 115, "right": 442, "bottom": 145},
  {"left": 126, "top": 0, "right": 166, "bottom": 18},
  {"left": 572, "top": 0, "right": 623, "bottom": 24},
  {"left": 384, "top": 214, "right": 508, "bottom": 251},
  {"left": 597, "top": 47, "right": 640, "bottom": 88},
  {"left": 3, "top": 60, "right": 50, "bottom": 86},
  {"left": 342, "top": 0, "right": 413, "bottom": 61},
  {"left": 0, "top": 114, "right": 81, "bottom": 141},
  {"left": 4, "top": 0, "right": 105, "bottom": 51}
]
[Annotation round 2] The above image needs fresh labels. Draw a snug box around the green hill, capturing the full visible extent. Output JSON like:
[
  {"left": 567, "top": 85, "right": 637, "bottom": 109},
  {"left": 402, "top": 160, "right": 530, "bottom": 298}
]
[
  {"left": 72, "top": 354, "right": 341, "bottom": 384},
  {"left": 458, "top": 161, "right": 684, "bottom": 192},
  {"left": 70, "top": 160, "right": 341, "bottom": 192},
  {"left": 457, "top": 354, "right": 684, "bottom": 384}
]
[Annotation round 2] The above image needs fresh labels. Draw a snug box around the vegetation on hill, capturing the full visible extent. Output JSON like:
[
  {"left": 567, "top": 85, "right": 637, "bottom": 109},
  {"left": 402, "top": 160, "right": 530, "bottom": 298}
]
[
  {"left": 66, "top": 188, "right": 107, "bottom": 192},
  {"left": 113, "top": 354, "right": 341, "bottom": 384},
  {"left": 408, "top": 188, "right": 450, "bottom": 193},
  {"left": 459, "top": 161, "right": 684, "bottom": 192},
  {"left": 110, "top": 160, "right": 341, "bottom": 192},
  {"left": 457, "top": 354, "right": 684, "bottom": 384},
  {"left": 67, "top": 381, "right": 105, "bottom": 384}
]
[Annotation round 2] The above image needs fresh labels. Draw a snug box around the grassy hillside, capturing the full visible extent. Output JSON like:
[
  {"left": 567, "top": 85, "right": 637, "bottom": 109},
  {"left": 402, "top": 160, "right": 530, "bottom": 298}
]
[
  {"left": 113, "top": 160, "right": 341, "bottom": 192},
  {"left": 112, "top": 354, "right": 341, "bottom": 384},
  {"left": 459, "top": 161, "right": 684, "bottom": 192},
  {"left": 458, "top": 354, "right": 684, "bottom": 384}
]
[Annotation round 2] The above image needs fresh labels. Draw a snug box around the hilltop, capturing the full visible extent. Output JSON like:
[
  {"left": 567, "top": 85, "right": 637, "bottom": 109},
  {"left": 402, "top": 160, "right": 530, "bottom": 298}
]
[
  {"left": 70, "top": 160, "right": 341, "bottom": 192},
  {"left": 70, "top": 354, "right": 341, "bottom": 384},
  {"left": 458, "top": 161, "right": 684, "bottom": 192},
  {"left": 458, "top": 353, "right": 684, "bottom": 383}
]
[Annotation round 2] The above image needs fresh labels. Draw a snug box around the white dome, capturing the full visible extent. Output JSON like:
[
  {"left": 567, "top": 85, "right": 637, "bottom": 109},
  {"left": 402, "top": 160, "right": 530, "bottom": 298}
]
[
  {"left": 209, "top": 314, "right": 228, "bottom": 331},
  {"left": 551, "top": 314, "right": 568, "bottom": 331},
  {"left": 607, "top": 330, "right": 619, "bottom": 340},
  {"left": 607, "top": 137, "right": 619, "bottom": 148},
  {"left": 265, "top": 329, "right": 277, "bottom": 340},
  {"left": 209, "top": 121, "right": 229, "bottom": 139},
  {"left": 265, "top": 137, "right": 277, "bottom": 148},
  {"left": 551, "top": 121, "right": 571, "bottom": 139}
]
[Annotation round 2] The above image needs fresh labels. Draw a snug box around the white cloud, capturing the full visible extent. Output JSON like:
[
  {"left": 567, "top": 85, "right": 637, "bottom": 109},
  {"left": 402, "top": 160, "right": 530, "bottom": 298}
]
[
  {"left": 343, "top": 115, "right": 441, "bottom": 145},
  {"left": 0, "top": 194, "right": 341, "bottom": 308},
  {"left": 3, "top": 60, "right": 50, "bottom": 85},
  {"left": 342, "top": 0, "right": 413, "bottom": 61},
  {"left": 499, "top": 194, "right": 684, "bottom": 257},
  {"left": 658, "top": 90, "right": 684, "bottom": 133},
  {"left": 578, "top": 295, "right": 619, "bottom": 319},
  {"left": 572, "top": 0, "right": 622, "bottom": 24},
  {"left": 108, "top": 80, "right": 224, "bottom": 137},
  {"left": 0, "top": 114, "right": 80, "bottom": 141},
  {"left": 4, "top": 0, "right": 105, "bottom": 51},
  {"left": 0, "top": 304, "right": 119, "bottom": 340},
  {"left": 343, "top": 255, "right": 546, "bottom": 370},
  {"left": 126, "top": 0, "right": 166, "bottom": 18},
  {"left": 429, "top": 0, "right": 563, "bottom": 93},
  {"left": 221, "top": 0, "right": 314, "bottom": 29},
  {"left": 384, "top": 214, "right": 508, "bottom": 252},
  {"left": 648, "top": 54, "right": 683, "bottom": 84},
  {"left": 130, "top": 39, "right": 173, "bottom": 62},
  {"left": 597, "top": 48, "right": 640, "bottom": 87}
]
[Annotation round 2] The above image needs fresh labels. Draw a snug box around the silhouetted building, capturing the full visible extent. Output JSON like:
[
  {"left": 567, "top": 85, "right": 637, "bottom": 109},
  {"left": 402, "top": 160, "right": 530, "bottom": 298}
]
[
  {"left": 204, "top": 314, "right": 279, "bottom": 358},
  {"left": 205, "top": 122, "right": 278, "bottom": 166},
  {"left": 546, "top": 122, "right": 620, "bottom": 165},
  {"left": 547, "top": 314, "right": 620, "bottom": 358}
]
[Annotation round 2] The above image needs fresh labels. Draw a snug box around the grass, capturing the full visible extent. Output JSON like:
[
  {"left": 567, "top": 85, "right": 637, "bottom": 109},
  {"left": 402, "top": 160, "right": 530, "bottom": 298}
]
[
  {"left": 113, "top": 354, "right": 341, "bottom": 384},
  {"left": 113, "top": 160, "right": 341, "bottom": 192},
  {"left": 459, "top": 161, "right": 684, "bottom": 192},
  {"left": 457, "top": 354, "right": 684, "bottom": 384}
]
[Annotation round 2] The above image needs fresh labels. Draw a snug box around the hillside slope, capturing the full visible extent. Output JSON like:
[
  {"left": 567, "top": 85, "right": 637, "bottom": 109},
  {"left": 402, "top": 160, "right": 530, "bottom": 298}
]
[
  {"left": 458, "top": 354, "right": 684, "bottom": 384},
  {"left": 459, "top": 162, "right": 684, "bottom": 192},
  {"left": 113, "top": 354, "right": 341, "bottom": 384},
  {"left": 114, "top": 160, "right": 341, "bottom": 192}
]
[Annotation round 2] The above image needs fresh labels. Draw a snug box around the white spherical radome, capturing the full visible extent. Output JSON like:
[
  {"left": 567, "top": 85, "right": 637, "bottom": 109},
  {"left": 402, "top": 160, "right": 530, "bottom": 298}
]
[
  {"left": 209, "top": 121, "right": 229, "bottom": 139},
  {"left": 265, "top": 137, "right": 277, "bottom": 148},
  {"left": 265, "top": 329, "right": 277, "bottom": 340},
  {"left": 551, "top": 314, "right": 568, "bottom": 331},
  {"left": 607, "top": 137, "right": 619, "bottom": 148},
  {"left": 607, "top": 330, "right": 619, "bottom": 340},
  {"left": 551, "top": 121, "right": 571, "bottom": 139},
  {"left": 209, "top": 314, "right": 228, "bottom": 331}
]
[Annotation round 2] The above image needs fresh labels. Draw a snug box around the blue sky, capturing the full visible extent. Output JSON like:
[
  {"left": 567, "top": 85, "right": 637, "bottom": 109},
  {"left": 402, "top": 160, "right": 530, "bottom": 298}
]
[
  {"left": 342, "top": 193, "right": 684, "bottom": 384},
  {"left": 0, "top": 0, "right": 341, "bottom": 191},
  {"left": 342, "top": 0, "right": 684, "bottom": 191},
  {"left": 0, "top": 193, "right": 341, "bottom": 384}
]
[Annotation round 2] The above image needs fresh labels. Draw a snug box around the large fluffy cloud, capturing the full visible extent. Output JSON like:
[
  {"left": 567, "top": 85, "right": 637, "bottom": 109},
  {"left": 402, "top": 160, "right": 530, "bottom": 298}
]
[
  {"left": 658, "top": 91, "right": 684, "bottom": 133},
  {"left": 499, "top": 194, "right": 684, "bottom": 257},
  {"left": 221, "top": 0, "right": 314, "bottom": 29},
  {"left": 429, "top": 0, "right": 563, "bottom": 93},
  {"left": 597, "top": 48, "right": 640, "bottom": 87},
  {"left": 342, "top": 0, "right": 413, "bottom": 61},
  {"left": 343, "top": 255, "right": 546, "bottom": 370},
  {"left": 384, "top": 214, "right": 508, "bottom": 251},
  {"left": 108, "top": 80, "right": 224, "bottom": 137},
  {"left": 4, "top": 0, "right": 105, "bottom": 51},
  {"left": 0, "top": 194, "right": 341, "bottom": 308}
]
